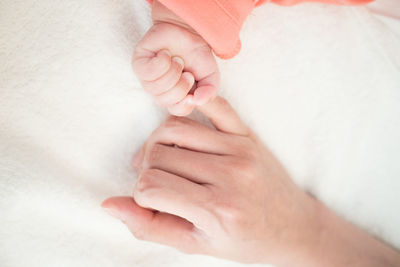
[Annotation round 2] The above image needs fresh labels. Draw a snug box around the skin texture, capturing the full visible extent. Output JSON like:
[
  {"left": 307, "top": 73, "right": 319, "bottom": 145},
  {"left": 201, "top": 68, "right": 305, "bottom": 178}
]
[
  {"left": 102, "top": 97, "right": 400, "bottom": 266},
  {"left": 132, "top": 0, "right": 220, "bottom": 116}
]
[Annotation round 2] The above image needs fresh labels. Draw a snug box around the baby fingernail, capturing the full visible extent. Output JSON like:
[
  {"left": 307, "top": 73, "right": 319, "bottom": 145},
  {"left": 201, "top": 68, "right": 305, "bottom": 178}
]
[
  {"left": 182, "top": 72, "right": 194, "bottom": 84},
  {"left": 172, "top": 56, "right": 184, "bottom": 67}
]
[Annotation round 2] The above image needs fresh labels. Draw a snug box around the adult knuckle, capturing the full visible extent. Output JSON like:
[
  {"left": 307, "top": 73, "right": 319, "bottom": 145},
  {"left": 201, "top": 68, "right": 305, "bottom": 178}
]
[
  {"left": 162, "top": 116, "right": 191, "bottom": 133},
  {"left": 235, "top": 158, "right": 258, "bottom": 181},
  {"left": 135, "top": 169, "right": 159, "bottom": 195},
  {"left": 247, "top": 144, "right": 259, "bottom": 160},
  {"left": 147, "top": 116, "right": 187, "bottom": 144},
  {"left": 243, "top": 145, "right": 259, "bottom": 162},
  {"left": 216, "top": 97, "right": 233, "bottom": 113},
  {"left": 220, "top": 156, "right": 240, "bottom": 175},
  {"left": 232, "top": 136, "right": 257, "bottom": 159},
  {"left": 217, "top": 97, "right": 229, "bottom": 107},
  {"left": 163, "top": 115, "right": 183, "bottom": 128},
  {"left": 145, "top": 144, "right": 163, "bottom": 166}
]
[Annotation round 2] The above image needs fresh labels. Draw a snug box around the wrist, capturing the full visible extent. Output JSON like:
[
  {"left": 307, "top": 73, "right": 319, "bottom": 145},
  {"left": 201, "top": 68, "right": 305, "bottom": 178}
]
[
  {"left": 280, "top": 197, "right": 327, "bottom": 267},
  {"left": 259, "top": 194, "right": 393, "bottom": 267},
  {"left": 151, "top": 0, "right": 201, "bottom": 37},
  {"left": 257, "top": 193, "right": 327, "bottom": 267},
  {"left": 297, "top": 201, "right": 400, "bottom": 267}
]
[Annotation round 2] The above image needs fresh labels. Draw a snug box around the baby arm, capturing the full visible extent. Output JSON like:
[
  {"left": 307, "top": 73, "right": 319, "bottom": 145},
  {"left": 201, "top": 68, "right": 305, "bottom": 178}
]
[{"left": 133, "top": 0, "right": 374, "bottom": 116}]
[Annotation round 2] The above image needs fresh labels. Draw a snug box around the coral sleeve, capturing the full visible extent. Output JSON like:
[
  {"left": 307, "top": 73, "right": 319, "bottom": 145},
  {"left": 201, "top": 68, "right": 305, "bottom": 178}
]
[{"left": 148, "top": 0, "right": 374, "bottom": 59}]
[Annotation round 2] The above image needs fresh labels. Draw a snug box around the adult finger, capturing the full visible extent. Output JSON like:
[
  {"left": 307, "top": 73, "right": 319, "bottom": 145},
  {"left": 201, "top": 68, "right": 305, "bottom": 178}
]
[
  {"left": 167, "top": 95, "right": 195, "bottom": 116},
  {"left": 133, "top": 169, "right": 213, "bottom": 229},
  {"left": 147, "top": 116, "right": 237, "bottom": 155},
  {"left": 142, "top": 144, "right": 233, "bottom": 185},
  {"left": 101, "top": 196, "right": 202, "bottom": 254},
  {"left": 132, "top": 116, "right": 238, "bottom": 171},
  {"left": 193, "top": 71, "right": 219, "bottom": 106},
  {"left": 197, "top": 96, "right": 249, "bottom": 136}
]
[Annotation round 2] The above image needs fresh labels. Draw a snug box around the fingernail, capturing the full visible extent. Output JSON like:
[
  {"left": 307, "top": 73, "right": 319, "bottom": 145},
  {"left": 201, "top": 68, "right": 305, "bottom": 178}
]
[
  {"left": 172, "top": 56, "right": 184, "bottom": 67},
  {"left": 103, "top": 207, "right": 126, "bottom": 223},
  {"left": 182, "top": 72, "right": 194, "bottom": 84}
]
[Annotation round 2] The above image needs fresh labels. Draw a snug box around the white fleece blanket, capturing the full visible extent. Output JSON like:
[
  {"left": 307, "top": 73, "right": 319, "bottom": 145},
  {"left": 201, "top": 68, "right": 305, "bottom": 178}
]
[{"left": 1, "top": 1, "right": 399, "bottom": 266}]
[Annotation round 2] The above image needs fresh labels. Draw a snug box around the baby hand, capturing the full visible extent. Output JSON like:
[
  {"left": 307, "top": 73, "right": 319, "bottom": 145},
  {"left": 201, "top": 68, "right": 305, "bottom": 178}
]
[{"left": 132, "top": 1, "right": 220, "bottom": 116}]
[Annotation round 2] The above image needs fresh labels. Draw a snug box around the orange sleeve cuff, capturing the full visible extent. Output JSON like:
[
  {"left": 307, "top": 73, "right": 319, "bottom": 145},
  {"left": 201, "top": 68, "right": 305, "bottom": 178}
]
[
  {"left": 156, "top": 0, "right": 255, "bottom": 59},
  {"left": 257, "top": 0, "right": 374, "bottom": 5},
  {"left": 149, "top": 0, "right": 374, "bottom": 59}
]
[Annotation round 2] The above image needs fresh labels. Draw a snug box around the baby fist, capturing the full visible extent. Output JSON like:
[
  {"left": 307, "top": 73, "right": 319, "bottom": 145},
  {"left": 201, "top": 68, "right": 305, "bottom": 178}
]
[{"left": 132, "top": 1, "right": 220, "bottom": 116}]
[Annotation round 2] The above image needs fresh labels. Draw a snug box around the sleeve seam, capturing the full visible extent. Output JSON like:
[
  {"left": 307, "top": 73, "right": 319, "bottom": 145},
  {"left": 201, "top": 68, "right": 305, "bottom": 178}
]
[{"left": 211, "top": 0, "right": 241, "bottom": 27}]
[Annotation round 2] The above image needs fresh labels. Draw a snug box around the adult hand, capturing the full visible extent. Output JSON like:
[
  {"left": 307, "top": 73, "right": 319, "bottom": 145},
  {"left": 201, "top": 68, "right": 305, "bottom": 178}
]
[
  {"left": 102, "top": 97, "right": 321, "bottom": 264},
  {"left": 102, "top": 97, "right": 400, "bottom": 266}
]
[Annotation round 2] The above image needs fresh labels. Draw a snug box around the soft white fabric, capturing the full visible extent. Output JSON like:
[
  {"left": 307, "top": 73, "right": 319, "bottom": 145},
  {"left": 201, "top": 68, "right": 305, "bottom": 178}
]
[{"left": 0, "top": 1, "right": 399, "bottom": 266}]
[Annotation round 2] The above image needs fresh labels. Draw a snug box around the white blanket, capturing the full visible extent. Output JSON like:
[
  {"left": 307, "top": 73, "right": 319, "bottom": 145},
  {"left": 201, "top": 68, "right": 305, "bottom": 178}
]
[{"left": 1, "top": 1, "right": 399, "bottom": 266}]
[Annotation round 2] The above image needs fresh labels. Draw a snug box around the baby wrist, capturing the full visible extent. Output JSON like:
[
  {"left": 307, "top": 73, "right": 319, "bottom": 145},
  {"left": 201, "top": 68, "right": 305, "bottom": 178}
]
[{"left": 151, "top": 0, "right": 200, "bottom": 38}]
